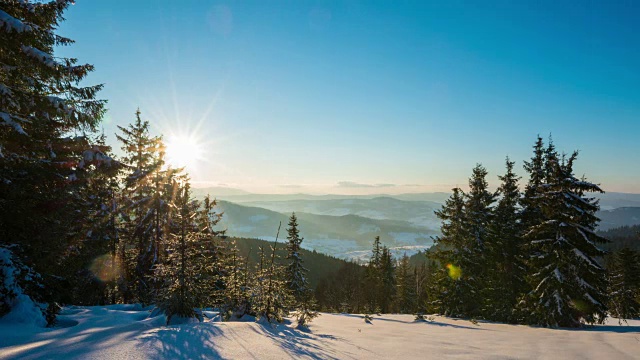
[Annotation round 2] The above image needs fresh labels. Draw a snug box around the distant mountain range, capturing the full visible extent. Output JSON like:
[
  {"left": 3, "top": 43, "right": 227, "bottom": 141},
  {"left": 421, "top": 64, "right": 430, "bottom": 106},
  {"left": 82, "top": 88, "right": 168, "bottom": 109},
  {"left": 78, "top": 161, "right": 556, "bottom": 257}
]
[
  {"left": 597, "top": 207, "right": 640, "bottom": 230},
  {"left": 196, "top": 188, "right": 640, "bottom": 259},
  {"left": 194, "top": 186, "right": 640, "bottom": 209},
  {"left": 215, "top": 200, "right": 438, "bottom": 261}
]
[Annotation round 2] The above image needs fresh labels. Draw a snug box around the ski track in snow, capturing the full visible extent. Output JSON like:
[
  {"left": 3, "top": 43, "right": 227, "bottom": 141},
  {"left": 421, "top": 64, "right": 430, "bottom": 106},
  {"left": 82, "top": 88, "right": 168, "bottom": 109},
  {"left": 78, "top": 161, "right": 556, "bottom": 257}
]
[{"left": 1, "top": 305, "right": 639, "bottom": 359}]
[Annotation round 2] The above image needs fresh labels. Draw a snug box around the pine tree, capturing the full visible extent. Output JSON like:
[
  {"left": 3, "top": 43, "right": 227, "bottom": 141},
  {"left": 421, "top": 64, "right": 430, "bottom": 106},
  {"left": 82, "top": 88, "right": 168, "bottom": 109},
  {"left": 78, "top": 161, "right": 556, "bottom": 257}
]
[
  {"left": 463, "top": 164, "right": 495, "bottom": 317},
  {"left": 1, "top": 1, "right": 106, "bottom": 323},
  {"left": 116, "top": 110, "right": 177, "bottom": 304},
  {"left": 154, "top": 180, "right": 204, "bottom": 323},
  {"left": 364, "top": 236, "right": 383, "bottom": 311},
  {"left": 65, "top": 134, "right": 123, "bottom": 305},
  {"left": 429, "top": 188, "right": 471, "bottom": 317},
  {"left": 521, "top": 136, "right": 546, "bottom": 230},
  {"left": 394, "top": 254, "right": 417, "bottom": 313},
  {"left": 220, "top": 239, "right": 250, "bottom": 320},
  {"left": 379, "top": 246, "right": 396, "bottom": 313},
  {"left": 608, "top": 248, "right": 640, "bottom": 322},
  {"left": 483, "top": 158, "right": 524, "bottom": 322},
  {"left": 285, "top": 213, "right": 310, "bottom": 305},
  {"left": 195, "top": 194, "right": 225, "bottom": 307},
  {"left": 522, "top": 151, "right": 609, "bottom": 327}
]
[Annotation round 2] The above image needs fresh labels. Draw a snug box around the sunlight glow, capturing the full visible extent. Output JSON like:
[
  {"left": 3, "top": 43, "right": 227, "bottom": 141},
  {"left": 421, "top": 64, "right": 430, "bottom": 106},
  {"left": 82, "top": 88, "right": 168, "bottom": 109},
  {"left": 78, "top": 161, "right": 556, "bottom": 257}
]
[{"left": 165, "top": 134, "right": 204, "bottom": 170}]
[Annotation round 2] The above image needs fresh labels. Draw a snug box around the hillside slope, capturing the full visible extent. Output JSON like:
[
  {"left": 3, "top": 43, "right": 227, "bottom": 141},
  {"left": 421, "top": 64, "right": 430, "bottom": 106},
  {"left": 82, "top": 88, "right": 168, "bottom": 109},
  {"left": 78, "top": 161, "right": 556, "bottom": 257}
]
[{"left": 216, "top": 201, "right": 437, "bottom": 260}]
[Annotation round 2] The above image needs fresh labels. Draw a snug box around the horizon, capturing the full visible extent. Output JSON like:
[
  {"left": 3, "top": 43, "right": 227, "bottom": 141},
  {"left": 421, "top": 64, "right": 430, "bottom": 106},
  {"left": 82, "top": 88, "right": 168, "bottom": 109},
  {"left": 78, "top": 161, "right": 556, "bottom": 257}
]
[
  {"left": 188, "top": 182, "right": 640, "bottom": 197},
  {"left": 56, "top": 1, "right": 640, "bottom": 193}
]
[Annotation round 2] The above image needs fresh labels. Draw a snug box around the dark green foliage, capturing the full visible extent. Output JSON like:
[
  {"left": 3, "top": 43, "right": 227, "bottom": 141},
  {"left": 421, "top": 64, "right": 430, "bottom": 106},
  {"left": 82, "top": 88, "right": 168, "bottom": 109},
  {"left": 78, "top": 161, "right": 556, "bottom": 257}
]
[
  {"left": 315, "top": 260, "right": 367, "bottom": 313},
  {"left": 219, "top": 239, "right": 250, "bottom": 320},
  {"left": 482, "top": 158, "right": 525, "bottom": 322},
  {"left": 429, "top": 187, "right": 477, "bottom": 317},
  {"left": 154, "top": 181, "right": 223, "bottom": 324},
  {"left": 0, "top": 1, "right": 110, "bottom": 323},
  {"left": 599, "top": 225, "right": 640, "bottom": 252},
  {"left": 285, "top": 213, "right": 310, "bottom": 304},
  {"left": 521, "top": 150, "right": 609, "bottom": 327},
  {"left": 607, "top": 248, "right": 640, "bottom": 321},
  {"left": 116, "top": 110, "right": 185, "bottom": 304},
  {"left": 394, "top": 254, "right": 417, "bottom": 313}
]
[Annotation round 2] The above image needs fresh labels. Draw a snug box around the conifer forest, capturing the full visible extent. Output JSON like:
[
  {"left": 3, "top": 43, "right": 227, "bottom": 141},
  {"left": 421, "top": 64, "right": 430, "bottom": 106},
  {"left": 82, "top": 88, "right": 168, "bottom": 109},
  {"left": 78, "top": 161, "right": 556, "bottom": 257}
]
[{"left": 1, "top": 1, "right": 639, "bottom": 359}]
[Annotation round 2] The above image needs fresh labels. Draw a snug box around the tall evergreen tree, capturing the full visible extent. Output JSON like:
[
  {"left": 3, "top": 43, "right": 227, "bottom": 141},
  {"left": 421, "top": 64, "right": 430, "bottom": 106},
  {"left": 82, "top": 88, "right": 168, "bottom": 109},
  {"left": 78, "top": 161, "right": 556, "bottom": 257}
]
[
  {"left": 285, "top": 212, "right": 310, "bottom": 304},
  {"left": 608, "top": 248, "right": 640, "bottom": 322},
  {"left": 462, "top": 164, "right": 495, "bottom": 317},
  {"left": 154, "top": 180, "right": 203, "bottom": 323},
  {"left": 379, "top": 246, "right": 396, "bottom": 313},
  {"left": 483, "top": 158, "right": 524, "bottom": 322},
  {"left": 220, "top": 239, "right": 250, "bottom": 320},
  {"left": 522, "top": 151, "right": 609, "bottom": 327},
  {"left": 1, "top": 1, "right": 106, "bottom": 322},
  {"left": 429, "top": 188, "right": 472, "bottom": 317},
  {"left": 116, "top": 110, "right": 177, "bottom": 304},
  {"left": 521, "top": 136, "right": 545, "bottom": 230},
  {"left": 364, "top": 236, "right": 383, "bottom": 312},
  {"left": 394, "top": 254, "right": 416, "bottom": 313}
]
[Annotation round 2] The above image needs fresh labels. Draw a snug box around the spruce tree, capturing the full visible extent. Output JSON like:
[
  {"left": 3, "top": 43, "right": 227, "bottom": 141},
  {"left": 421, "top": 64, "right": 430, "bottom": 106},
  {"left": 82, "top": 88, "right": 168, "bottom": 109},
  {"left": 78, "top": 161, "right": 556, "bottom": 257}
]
[
  {"left": 1, "top": 1, "right": 106, "bottom": 322},
  {"left": 379, "top": 246, "right": 396, "bottom": 313},
  {"left": 364, "top": 236, "right": 383, "bottom": 312},
  {"left": 116, "top": 110, "right": 175, "bottom": 304},
  {"left": 429, "top": 188, "right": 472, "bottom": 317},
  {"left": 483, "top": 158, "right": 524, "bottom": 322},
  {"left": 608, "top": 248, "right": 640, "bottom": 322},
  {"left": 285, "top": 212, "right": 310, "bottom": 304},
  {"left": 154, "top": 180, "right": 203, "bottom": 323},
  {"left": 220, "top": 239, "right": 250, "bottom": 320},
  {"left": 394, "top": 254, "right": 416, "bottom": 313},
  {"left": 521, "top": 136, "right": 545, "bottom": 230},
  {"left": 522, "top": 151, "right": 609, "bottom": 327}
]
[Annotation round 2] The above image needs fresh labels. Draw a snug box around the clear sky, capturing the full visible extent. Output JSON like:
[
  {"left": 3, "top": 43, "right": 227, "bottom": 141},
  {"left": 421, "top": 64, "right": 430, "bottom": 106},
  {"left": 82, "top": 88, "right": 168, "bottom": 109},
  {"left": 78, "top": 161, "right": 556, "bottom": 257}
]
[{"left": 57, "top": 0, "right": 640, "bottom": 194}]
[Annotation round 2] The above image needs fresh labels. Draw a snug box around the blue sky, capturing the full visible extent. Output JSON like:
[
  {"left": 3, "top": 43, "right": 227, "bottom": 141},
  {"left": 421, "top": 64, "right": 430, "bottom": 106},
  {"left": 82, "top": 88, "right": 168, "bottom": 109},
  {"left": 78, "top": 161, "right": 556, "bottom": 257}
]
[{"left": 57, "top": 1, "right": 640, "bottom": 193}]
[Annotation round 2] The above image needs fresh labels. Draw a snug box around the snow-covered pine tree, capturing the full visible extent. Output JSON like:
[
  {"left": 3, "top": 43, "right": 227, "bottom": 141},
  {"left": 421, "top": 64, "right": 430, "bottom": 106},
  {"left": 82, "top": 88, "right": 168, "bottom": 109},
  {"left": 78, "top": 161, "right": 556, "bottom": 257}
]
[
  {"left": 483, "top": 158, "right": 525, "bottom": 322},
  {"left": 522, "top": 151, "right": 609, "bottom": 327},
  {"left": 255, "top": 231, "right": 292, "bottom": 323},
  {"left": 220, "top": 239, "right": 250, "bottom": 320},
  {"left": 285, "top": 212, "right": 310, "bottom": 305},
  {"left": 65, "top": 134, "right": 124, "bottom": 305},
  {"left": 429, "top": 188, "right": 472, "bottom": 317},
  {"left": 154, "top": 180, "right": 208, "bottom": 324},
  {"left": 521, "top": 136, "right": 546, "bottom": 230},
  {"left": 607, "top": 248, "right": 640, "bottom": 322},
  {"left": 116, "top": 110, "right": 176, "bottom": 304},
  {"left": 1, "top": 1, "right": 106, "bottom": 323},
  {"left": 195, "top": 194, "right": 225, "bottom": 307}
]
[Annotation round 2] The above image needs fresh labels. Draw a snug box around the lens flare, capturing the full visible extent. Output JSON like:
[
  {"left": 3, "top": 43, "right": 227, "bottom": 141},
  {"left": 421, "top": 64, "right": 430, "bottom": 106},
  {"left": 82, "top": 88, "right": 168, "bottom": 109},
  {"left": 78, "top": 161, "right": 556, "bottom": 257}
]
[
  {"left": 90, "top": 254, "right": 120, "bottom": 282},
  {"left": 446, "top": 263, "right": 462, "bottom": 280}
]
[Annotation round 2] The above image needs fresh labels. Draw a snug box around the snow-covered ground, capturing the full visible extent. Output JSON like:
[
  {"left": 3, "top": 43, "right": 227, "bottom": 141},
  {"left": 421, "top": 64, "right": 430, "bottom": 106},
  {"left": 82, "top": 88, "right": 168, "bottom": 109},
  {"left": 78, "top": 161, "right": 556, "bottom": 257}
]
[{"left": 1, "top": 305, "right": 639, "bottom": 359}]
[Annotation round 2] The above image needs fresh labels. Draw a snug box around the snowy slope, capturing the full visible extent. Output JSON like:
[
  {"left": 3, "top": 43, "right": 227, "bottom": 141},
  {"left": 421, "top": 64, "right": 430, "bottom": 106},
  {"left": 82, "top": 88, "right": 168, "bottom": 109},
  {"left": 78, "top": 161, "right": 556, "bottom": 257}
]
[{"left": 1, "top": 305, "right": 638, "bottom": 359}]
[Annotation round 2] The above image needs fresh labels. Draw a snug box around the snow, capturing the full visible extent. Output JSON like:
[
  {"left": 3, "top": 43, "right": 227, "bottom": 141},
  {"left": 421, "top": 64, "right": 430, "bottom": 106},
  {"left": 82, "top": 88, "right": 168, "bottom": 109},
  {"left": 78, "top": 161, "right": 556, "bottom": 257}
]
[
  {"left": 21, "top": 46, "right": 57, "bottom": 68},
  {"left": 1, "top": 305, "right": 639, "bottom": 359},
  {"left": 0, "top": 112, "right": 27, "bottom": 135},
  {"left": 0, "top": 247, "right": 46, "bottom": 328},
  {"left": 0, "top": 10, "right": 32, "bottom": 33}
]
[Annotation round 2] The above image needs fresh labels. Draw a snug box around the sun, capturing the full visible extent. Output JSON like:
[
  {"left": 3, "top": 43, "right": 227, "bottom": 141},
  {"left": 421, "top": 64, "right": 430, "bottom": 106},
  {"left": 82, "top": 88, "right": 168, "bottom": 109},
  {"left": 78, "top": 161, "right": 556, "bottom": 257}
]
[{"left": 165, "top": 134, "right": 204, "bottom": 170}]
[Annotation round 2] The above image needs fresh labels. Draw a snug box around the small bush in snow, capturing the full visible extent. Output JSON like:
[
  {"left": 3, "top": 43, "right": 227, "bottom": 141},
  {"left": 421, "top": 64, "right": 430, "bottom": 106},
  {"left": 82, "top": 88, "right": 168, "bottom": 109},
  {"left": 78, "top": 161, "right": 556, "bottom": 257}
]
[{"left": 0, "top": 246, "right": 52, "bottom": 326}]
